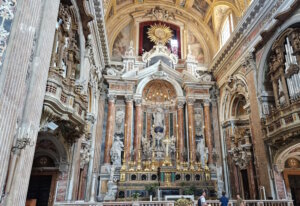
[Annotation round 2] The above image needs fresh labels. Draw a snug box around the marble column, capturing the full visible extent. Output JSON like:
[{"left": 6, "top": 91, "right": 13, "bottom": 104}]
[
  {"left": 211, "top": 99, "right": 221, "bottom": 166},
  {"left": 187, "top": 98, "right": 196, "bottom": 163},
  {"left": 4, "top": 1, "right": 60, "bottom": 205},
  {"left": 177, "top": 101, "right": 185, "bottom": 161},
  {"left": 104, "top": 95, "right": 116, "bottom": 164},
  {"left": 204, "top": 100, "right": 213, "bottom": 165},
  {"left": 134, "top": 99, "right": 142, "bottom": 161},
  {"left": 124, "top": 96, "right": 133, "bottom": 161}
]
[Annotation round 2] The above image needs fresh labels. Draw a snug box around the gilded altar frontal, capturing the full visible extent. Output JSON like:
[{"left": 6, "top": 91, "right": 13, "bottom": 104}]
[{"left": 0, "top": 0, "right": 299, "bottom": 206}]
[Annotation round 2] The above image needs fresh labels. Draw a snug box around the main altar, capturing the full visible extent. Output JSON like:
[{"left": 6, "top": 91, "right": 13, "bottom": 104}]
[{"left": 98, "top": 23, "right": 220, "bottom": 201}]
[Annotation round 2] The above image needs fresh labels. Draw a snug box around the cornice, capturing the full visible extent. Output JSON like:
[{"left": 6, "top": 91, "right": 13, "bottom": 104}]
[{"left": 92, "top": 0, "right": 110, "bottom": 66}]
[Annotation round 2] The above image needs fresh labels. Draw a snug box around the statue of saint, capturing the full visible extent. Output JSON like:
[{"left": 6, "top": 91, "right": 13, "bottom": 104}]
[
  {"left": 110, "top": 135, "right": 124, "bottom": 165},
  {"left": 196, "top": 138, "right": 207, "bottom": 168},
  {"left": 115, "top": 110, "right": 125, "bottom": 135},
  {"left": 153, "top": 108, "right": 164, "bottom": 128}
]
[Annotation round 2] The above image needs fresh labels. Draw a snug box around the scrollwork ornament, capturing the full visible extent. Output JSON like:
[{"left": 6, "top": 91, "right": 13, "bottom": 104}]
[
  {"left": 108, "top": 94, "right": 116, "bottom": 103},
  {"left": 11, "top": 123, "right": 36, "bottom": 153},
  {"left": 134, "top": 98, "right": 142, "bottom": 106},
  {"left": 125, "top": 95, "right": 133, "bottom": 103},
  {"left": 242, "top": 52, "right": 256, "bottom": 73},
  {"left": 177, "top": 100, "right": 185, "bottom": 109}
]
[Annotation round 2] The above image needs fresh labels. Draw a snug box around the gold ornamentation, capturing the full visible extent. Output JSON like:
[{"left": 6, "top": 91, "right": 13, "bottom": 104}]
[{"left": 147, "top": 23, "right": 173, "bottom": 45}]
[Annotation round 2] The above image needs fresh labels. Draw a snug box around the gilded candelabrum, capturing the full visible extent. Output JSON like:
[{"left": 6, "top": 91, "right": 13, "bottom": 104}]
[
  {"left": 189, "top": 153, "right": 195, "bottom": 171},
  {"left": 151, "top": 149, "right": 157, "bottom": 171},
  {"left": 120, "top": 172, "right": 126, "bottom": 182},
  {"left": 137, "top": 149, "right": 142, "bottom": 171},
  {"left": 162, "top": 135, "right": 172, "bottom": 167},
  {"left": 176, "top": 149, "right": 181, "bottom": 170},
  {"left": 196, "top": 162, "right": 202, "bottom": 171},
  {"left": 143, "top": 160, "right": 151, "bottom": 171},
  {"left": 128, "top": 161, "right": 135, "bottom": 171},
  {"left": 120, "top": 151, "right": 127, "bottom": 171},
  {"left": 204, "top": 157, "right": 210, "bottom": 171},
  {"left": 182, "top": 162, "right": 188, "bottom": 171}
]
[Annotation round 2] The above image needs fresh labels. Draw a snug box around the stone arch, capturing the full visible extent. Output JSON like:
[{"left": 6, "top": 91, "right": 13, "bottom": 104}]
[
  {"left": 220, "top": 74, "right": 249, "bottom": 122},
  {"left": 34, "top": 133, "right": 68, "bottom": 169},
  {"left": 135, "top": 75, "right": 184, "bottom": 100},
  {"left": 274, "top": 142, "right": 300, "bottom": 172}
]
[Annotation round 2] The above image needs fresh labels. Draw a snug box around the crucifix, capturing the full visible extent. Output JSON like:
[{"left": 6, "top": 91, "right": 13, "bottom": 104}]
[{"left": 162, "top": 136, "right": 172, "bottom": 166}]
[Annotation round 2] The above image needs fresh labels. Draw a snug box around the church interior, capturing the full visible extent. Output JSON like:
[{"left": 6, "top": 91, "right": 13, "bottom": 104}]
[{"left": 0, "top": 0, "right": 300, "bottom": 206}]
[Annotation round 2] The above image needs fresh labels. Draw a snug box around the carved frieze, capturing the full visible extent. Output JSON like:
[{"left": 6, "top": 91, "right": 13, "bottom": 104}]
[{"left": 143, "top": 6, "right": 175, "bottom": 21}]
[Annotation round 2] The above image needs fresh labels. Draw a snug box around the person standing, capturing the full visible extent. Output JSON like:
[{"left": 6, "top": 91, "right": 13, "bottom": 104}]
[
  {"left": 219, "top": 191, "right": 229, "bottom": 206},
  {"left": 236, "top": 194, "right": 245, "bottom": 206},
  {"left": 198, "top": 190, "right": 208, "bottom": 206}
]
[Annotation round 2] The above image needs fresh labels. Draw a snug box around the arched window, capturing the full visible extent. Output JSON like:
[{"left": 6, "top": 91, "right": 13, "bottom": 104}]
[{"left": 220, "top": 12, "right": 234, "bottom": 47}]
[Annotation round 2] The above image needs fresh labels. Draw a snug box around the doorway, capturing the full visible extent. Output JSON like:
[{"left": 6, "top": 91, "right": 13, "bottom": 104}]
[
  {"left": 26, "top": 173, "right": 56, "bottom": 206},
  {"left": 241, "top": 169, "right": 250, "bottom": 199},
  {"left": 288, "top": 175, "right": 300, "bottom": 206}
]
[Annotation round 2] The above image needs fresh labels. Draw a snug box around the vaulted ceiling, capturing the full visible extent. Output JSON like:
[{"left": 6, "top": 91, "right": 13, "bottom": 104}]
[{"left": 103, "top": 0, "right": 251, "bottom": 64}]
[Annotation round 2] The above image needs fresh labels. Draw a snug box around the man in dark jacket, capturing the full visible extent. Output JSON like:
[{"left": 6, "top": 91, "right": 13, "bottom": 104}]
[{"left": 219, "top": 191, "right": 229, "bottom": 206}]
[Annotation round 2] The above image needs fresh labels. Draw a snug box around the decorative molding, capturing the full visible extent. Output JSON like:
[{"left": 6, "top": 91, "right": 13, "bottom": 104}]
[
  {"left": 93, "top": 0, "right": 110, "bottom": 65},
  {"left": 242, "top": 52, "right": 256, "bottom": 74},
  {"left": 143, "top": 6, "right": 175, "bottom": 21}
]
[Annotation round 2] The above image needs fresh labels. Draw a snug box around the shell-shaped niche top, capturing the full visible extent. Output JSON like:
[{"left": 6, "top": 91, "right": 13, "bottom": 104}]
[{"left": 142, "top": 79, "right": 177, "bottom": 105}]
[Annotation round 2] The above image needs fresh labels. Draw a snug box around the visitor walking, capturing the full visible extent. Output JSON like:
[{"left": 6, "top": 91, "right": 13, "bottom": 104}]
[
  {"left": 198, "top": 190, "right": 208, "bottom": 206},
  {"left": 219, "top": 191, "right": 229, "bottom": 206},
  {"left": 236, "top": 194, "right": 245, "bottom": 206}
]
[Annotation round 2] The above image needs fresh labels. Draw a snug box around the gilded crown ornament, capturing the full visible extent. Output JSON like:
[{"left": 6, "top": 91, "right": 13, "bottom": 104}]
[{"left": 147, "top": 23, "right": 173, "bottom": 45}]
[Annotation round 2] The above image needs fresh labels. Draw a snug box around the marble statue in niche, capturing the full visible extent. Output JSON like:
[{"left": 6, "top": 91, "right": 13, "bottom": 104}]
[
  {"left": 141, "top": 135, "right": 151, "bottom": 158},
  {"left": 195, "top": 112, "right": 203, "bottom": 137},
  {"left": 196, "top": 138, "right": 207, "bottom": 168},
  {"left": 153, "top": 107, "right": 164, "bottom": 129},
  {"left": 115, "top": 109, "right": 125, "bottom": 135},
  {"left": 110, "top": 135, "right": 124, "bottom": 166}
]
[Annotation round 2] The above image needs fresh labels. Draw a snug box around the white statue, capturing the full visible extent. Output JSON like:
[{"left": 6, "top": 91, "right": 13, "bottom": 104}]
[
  {"left": 110, "top": 135, "right": 124, "bottom": 165},
  {"left": 115, "top": 109, "right": 125, "bottom": 135},
  {"left": 153, "top": 108, "right": 164, "bottom": 128},
  {"left": 170, "top": 135, "right": 176, "bottom": 153},
  {"left": 141, "top": 136, "right": 151, "bottom": 157},
  {"left": 194, "top": 113, "right": 203, "bottom": 137},
  {"left": 196, "top": 138, "right": 207, "bottom": 168}
]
